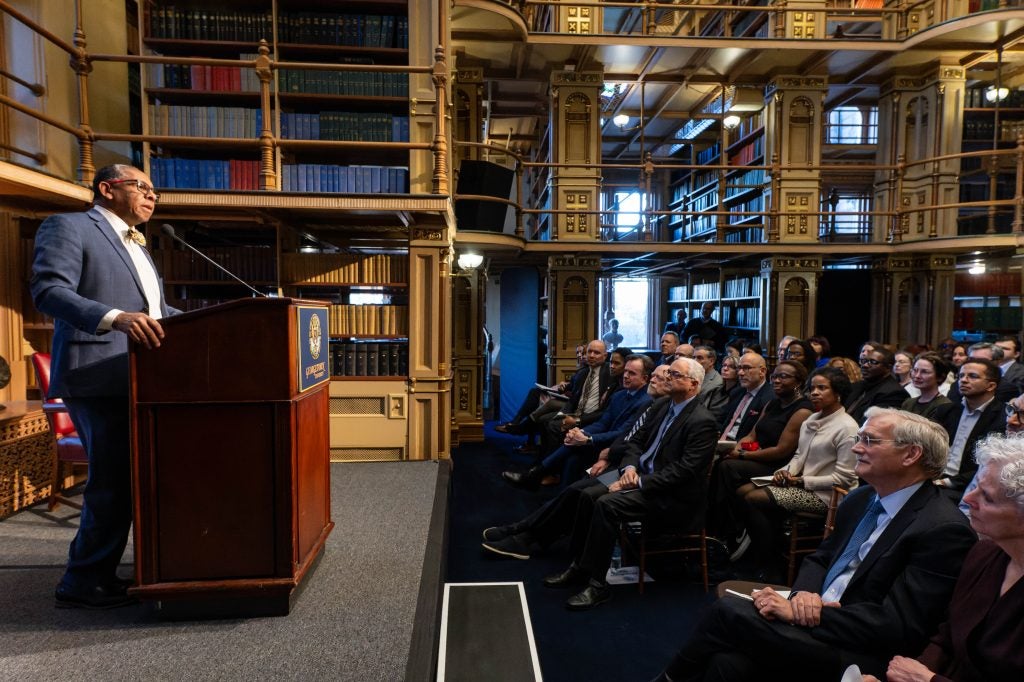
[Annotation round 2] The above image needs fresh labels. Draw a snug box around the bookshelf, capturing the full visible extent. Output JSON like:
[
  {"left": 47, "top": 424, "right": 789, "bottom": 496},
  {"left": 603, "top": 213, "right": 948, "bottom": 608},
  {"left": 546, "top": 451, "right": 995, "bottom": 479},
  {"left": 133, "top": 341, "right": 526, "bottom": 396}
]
[
  {"left": 665, "top": 270, "right": 763, "bottom": 339},
  {"left": 723, "top": 111, "right": 766, "bottom": 244},
  {"left": 952, "top": 271, "right": 1022, "bottom": 342},
  {"left": 139, "top": 0, "right": 411, "bottom": 193},
  {"left": 684, "top": 142, "right": 721, "bottom": 241}
]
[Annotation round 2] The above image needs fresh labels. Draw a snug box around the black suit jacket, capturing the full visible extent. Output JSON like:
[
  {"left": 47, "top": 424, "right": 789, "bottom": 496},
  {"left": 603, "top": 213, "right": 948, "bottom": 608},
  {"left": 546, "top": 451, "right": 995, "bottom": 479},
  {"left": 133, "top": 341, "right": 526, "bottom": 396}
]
[
  {"left": 793, "top": 483, "right": 976, "bottom": 667},
  {"left": 720, "top": 380, "right": 773, "bottom": 438},
  {"left": 1003, "top": 360, "right": 1024, "bottom": 395},
  {"left": 948, "top": 376, "right": 1019, "bottom": 404},
  {"left": 933, "top": 398, "right": 1006, "bottom": 491},
  {"left": 562, "top": 363, "right": 615, "bottom": 418},
  {"left": 618, "top": 397, "right": 719, "bottom": 510},
  {"left": 844, "top": 375, "right": 909, "bottom": 424}
]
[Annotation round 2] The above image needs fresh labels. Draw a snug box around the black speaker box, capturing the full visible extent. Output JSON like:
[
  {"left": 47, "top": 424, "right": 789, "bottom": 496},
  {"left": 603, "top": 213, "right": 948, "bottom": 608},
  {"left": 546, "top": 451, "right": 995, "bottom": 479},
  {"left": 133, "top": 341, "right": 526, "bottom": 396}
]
[{"left": 455, "top": 160, "right": 515, "bottom": 231}]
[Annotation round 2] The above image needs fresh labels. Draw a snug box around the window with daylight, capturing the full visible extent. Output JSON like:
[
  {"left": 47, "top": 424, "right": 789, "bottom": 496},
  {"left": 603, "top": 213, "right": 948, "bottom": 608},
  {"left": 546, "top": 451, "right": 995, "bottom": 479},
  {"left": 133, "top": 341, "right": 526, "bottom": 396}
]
[
  {"left": 826, "top": 106, "right": 878, "bottom": 144},
  {"left": 598, "top": 278, "right": 650, "bottom": 349},
  {"left": 606, "top": 190, "right": 648, "bottom": 237},
  {"left": 823, "top": 192, "right": 873, "bottom": 237}
]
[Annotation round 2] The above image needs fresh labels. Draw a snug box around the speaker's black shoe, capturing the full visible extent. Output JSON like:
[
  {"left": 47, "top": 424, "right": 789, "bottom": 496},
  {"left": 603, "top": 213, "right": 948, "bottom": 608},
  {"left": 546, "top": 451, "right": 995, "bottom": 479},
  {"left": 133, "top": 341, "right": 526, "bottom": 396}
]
[
  {"left": 566, "top": 581, "right": 612, "bottom": 610},
  {"left": 55, "top": 583, "right": 137, "bottom": 610}
]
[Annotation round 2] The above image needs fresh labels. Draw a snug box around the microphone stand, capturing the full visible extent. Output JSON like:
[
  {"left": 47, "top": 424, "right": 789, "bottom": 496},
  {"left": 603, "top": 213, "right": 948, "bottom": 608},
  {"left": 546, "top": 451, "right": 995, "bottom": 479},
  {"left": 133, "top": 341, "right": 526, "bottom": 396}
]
[{"left": 160, "top": 224, "right": 266, "bottom": 298}]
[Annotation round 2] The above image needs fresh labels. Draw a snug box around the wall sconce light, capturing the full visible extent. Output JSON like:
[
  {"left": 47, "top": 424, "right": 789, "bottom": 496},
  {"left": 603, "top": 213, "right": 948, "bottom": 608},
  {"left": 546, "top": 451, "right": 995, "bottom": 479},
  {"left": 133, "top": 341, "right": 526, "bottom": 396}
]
[
  {"left": 613, "top": 113, "right": 631, "bottom": 129},
  {"left": 723, "top": 114, "right": 742, "bottom": 130},
  {"left": 457, "top": 253, "right": 484, "bottom": 270},
  {"left": 968, "top": 261, "right": 986, "bottom": 275},
  {"left": 985, "top": 86, "right": 1009, "bottom": 103}
]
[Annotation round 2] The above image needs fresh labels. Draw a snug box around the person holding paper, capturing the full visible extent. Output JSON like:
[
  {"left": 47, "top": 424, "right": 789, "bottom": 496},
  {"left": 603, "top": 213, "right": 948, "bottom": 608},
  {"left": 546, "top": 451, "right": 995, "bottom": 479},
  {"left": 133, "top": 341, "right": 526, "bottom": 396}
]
[
  {"left": 652, "top": 407, "right": 976, "bottom": 681},
  {"left": 863, "top": 433, "right": 1024, "bottom": 682}
]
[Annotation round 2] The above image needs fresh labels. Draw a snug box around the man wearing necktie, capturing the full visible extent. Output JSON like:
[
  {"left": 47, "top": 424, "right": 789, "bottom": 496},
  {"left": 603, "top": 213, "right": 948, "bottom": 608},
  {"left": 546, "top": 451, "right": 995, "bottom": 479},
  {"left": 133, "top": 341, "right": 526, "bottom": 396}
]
[
  {"left": 32, "top": 164, "right": 180, "bottom": 610},
  {"left": 653, "top": 407, "right": 976, "bottom": 682},
  {"left": 540, "top": 356, "right": 718, "bottom": 610}
]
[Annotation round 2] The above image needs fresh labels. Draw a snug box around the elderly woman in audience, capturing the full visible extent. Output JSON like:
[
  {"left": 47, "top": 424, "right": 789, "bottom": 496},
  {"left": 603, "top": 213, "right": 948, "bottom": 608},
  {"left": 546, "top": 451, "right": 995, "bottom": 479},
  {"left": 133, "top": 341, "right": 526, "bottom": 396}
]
[
  {"left": 893, "top": 350, "right": 915, "bottom": 395},
  {"left": 863, "top": 433, "right": 1024, "bottom": 682},
  {"left": 718, "top": 360, "right": 814, "bottom": 558},
  {"left": 784, "top": 339, "right": 819, "bottom": 375},
  {"left": 829, "top": 356, "right": 863, "bottom": 384},
  {"left": 736, "top": 367, "right": 859, "bottom": 582},
  {"left": 901, "top": 351, "right": 952, "bottom": 420},
  {"left": 719, "top": 354, "right": 740, "bottom": 395}
]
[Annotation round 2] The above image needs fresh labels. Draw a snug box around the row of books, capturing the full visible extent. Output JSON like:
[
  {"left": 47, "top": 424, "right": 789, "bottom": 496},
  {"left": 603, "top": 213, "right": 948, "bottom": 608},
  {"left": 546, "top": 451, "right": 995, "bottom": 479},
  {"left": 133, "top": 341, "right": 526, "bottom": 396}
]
[
  {"left": 963, "top": 117, "right": 1024, "bottom": 142},
  {"left": 149, "top": 104, "right": 264, "bottom": 138},
  {"left": 691, "top": 169, "right": 719, "bottom": 192},
  {"left": 278, "top": 12, "right": 409, "bottom": 49},
  {"left": 327, "top": 304, "right": 408, "bottom": 337},
  {"left": 280, "top": 113, "right": 409, "bottom": 142},
  {"left": 150, "top": 158, "right": 261, "bottom": 190},
  {"left": 953, "top": 306, "right": 1023, "bottom": 331},
  {"left": 689, "top": 188, "right": 718, "bottom": 212},
  {"left": 723, "top": 276, "right": 762, "bottom": 298},
  {"left": 720, "top": 305, "right": 761, "bottom": 328},
  {"left": 281, "top": 164, "right": 409, "bottom": 194},
  {"left": 731, "top": 112, "right": 764, "bottom": 140},
  {"left": 690, "top": 282, "right": 721, "bottom": 300},
  {"left": 728, "top": 137, "right": 764, "bottom": 166},
  {"left": 725, "top": 168, "right": 766, "bottom": 199},
  {"left": 147, "top": 9, "right": 409, "bottom": 50},
  {"left": 279, "top": 69, "right": 408, "bottom": 97},
  {"left": 955, "top": 272, "right": 1021, "bottom": 296},
  {"left": 728, "top": 195, "right": 766, "bottom": 225},
  {"left": 154, "top": 245, "right": 275, "bottom": 283},
  {"left": 281, "top": 253, "right": 408, "bottom": 285},
  {"left": 687, "top": 215, "right": 717, "bottom": 237},
  {"left": 330, "top": 341, "right": 409, "bottom": 377},
  {"left": 147, "top": 55, "right": 261, "bottom": 92},
  {"left": 965, "top": 85, "right": 1024, "bottom": 109},
  {"left": 723, "top": 227, "right": 764, "bottom": 244},
  {"left": 696, "top": 143, "right": 721, "bottom": 166}
]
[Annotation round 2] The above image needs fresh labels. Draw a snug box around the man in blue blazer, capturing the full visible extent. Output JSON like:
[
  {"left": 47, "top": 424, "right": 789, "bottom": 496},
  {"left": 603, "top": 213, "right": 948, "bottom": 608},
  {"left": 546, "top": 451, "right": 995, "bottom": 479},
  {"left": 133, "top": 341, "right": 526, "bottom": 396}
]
[
  {"left": 31, "top": 164, "right": 178, "bottom": 609},
  {"left": 652, "top": 407, "right": 976, "bottom": 681}
]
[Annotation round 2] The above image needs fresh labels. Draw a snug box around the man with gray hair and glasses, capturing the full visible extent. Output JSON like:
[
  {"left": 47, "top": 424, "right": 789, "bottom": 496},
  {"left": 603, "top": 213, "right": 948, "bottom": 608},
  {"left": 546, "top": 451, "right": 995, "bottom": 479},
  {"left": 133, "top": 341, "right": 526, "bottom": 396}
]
[{"left": 652, "top": 407, "right": 976, "bottom": 682}]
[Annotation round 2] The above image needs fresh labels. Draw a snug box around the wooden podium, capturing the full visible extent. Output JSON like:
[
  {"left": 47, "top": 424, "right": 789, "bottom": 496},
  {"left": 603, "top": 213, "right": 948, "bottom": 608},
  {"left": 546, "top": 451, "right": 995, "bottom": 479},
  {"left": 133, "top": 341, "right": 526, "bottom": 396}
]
[{"left": 129, "top": 298, "right": 334, "bottom": 617}]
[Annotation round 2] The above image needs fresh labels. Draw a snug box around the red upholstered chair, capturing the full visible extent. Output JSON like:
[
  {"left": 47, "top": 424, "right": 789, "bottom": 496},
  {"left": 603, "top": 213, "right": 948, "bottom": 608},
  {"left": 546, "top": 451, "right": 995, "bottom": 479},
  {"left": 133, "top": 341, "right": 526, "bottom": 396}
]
[{"left": 31, "top": 352, "right": 88, "bottom": 511}]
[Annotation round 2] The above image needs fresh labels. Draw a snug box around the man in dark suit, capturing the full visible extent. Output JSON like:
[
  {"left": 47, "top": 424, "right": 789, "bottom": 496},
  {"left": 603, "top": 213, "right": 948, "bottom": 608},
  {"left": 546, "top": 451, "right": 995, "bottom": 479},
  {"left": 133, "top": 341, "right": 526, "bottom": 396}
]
[
  {"left": 932, "top": 358, "right": 1006, "bottom": 501},
  {"left": 946, "top": 342, "right": 1019, "bottom": 404},
  {"left": 995, "top": 335, "right": 1024, "bottom": 395},
  {"left": 844, "top": 346, "right": 909, "bottom": 423},
  {"left": 31, "top": 164, "right": 179, "bottom": 609},
  {"left": 484, "top": 357, "right": 718, "bottom": 610},
  {"left": 652, "top": 406, "right": 976, "bottom": 681},
  {"left": 536, "top": 339, "right": 617, "bottom": 455}
]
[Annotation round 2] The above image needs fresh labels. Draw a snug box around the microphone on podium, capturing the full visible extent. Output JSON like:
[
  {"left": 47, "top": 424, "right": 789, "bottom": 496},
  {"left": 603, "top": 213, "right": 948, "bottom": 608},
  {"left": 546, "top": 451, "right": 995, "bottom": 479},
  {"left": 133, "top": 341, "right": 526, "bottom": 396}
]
[{"left": 160, "top": 224, "right": 266, "bottom": 298}]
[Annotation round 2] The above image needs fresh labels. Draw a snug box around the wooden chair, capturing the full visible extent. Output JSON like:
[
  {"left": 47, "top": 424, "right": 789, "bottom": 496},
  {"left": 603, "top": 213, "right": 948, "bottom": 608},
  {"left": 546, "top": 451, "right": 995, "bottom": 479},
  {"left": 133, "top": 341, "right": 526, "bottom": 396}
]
[
  {"left": 784, "top": 484, "right": 849, "bottom": 584},
  {"left": 31, "top": 352, "right": 88, "bottom": 511},
  {"left": 618, "top": 457, "right": 721, "bottom": 594}
]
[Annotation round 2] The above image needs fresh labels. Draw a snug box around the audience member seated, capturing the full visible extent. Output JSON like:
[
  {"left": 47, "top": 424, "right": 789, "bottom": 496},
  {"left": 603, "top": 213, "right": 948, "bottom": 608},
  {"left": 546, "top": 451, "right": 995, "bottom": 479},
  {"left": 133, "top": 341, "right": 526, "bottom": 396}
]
[
  {"left": 536, "top": 340, "right": 619, "bottom": 456},
  {"left": 784, "top": 339, "right": 818, "bottom": 375},
  {"left": 995, "top": 334, "right": 1024, "bottom": 396},
  {"left": 719, "top": 352, "right": 773, "bottom": 445},
  {"left": 742, "top": 342, "right": 764, "bottom": 357},
  {"left": 808, "top": 335, "right": 831, "bottom": 368},
  {"left": 932, "top": 357, "right": 1005, "bottom": 502},
  {"left": 829, "top": 356, "right": 862, "bottom": 384},
  {"left": 682, "top": 301, "right": 727, "bottom": 352},
  {"left": 717, "top": 360, "right": 814, "bottom": 559},
  {"left": 864, "top": 433, "right": 1024, "bottom": 682},
  {"left": 737, "top": 367, "right": 859, "bottom": 583},
  {"left": 719, "top": 355, "right": 739, "bottom": 396},
  {"left": 693, "top": 345, "right": 729, "bottom": 423},
  {"left": 659, "top": 332, "right": 680, "bottom": 365},
  {"left": 502, "top": 355, "right": 654, "bottom": 488},
  {"left": 776, "top": 335, "right": 797, "bottom": 365},
  {"left": 901, "top": 351, "right": 952, "bottom": 419},
  {"left": 947, "top": 342, "right": 1020, "bottom": 404},
  {"left": 651, "top": 407, "right": 977, "bottom": 682},
  {"left": 724, "top": 337, "right": 745, "bottom": 360},
  {"left": 664, "top": 309, "right": 687, "bottom": 336},
  {"left": 482, "top": 357, "right": 718, "bottom": 611},
  {"left": 959, "top": 391, "right": 1024, "bottom": 516},
  {"left": 893, "top": 350, "right": 915, "bottom": 395},
  {"left": 844, "top": 345, "right": 909, "bottom": 424},
  {"left": 673, "top": 343, "right": 695, "bottom": 360}
]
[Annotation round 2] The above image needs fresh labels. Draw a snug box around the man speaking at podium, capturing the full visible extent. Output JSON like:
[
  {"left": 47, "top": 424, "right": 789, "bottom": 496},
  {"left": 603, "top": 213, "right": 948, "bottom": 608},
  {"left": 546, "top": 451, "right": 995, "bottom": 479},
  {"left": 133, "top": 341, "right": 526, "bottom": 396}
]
[{"left": 31, "top": 164, "right": 179, "bottom": 609}]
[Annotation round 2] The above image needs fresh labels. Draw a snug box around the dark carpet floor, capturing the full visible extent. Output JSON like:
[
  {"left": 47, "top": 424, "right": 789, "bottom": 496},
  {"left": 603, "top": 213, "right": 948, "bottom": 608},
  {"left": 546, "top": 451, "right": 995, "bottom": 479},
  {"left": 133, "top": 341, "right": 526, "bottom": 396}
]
[{"left": 447, "top": 423, "right": 722, "bottom": 682}]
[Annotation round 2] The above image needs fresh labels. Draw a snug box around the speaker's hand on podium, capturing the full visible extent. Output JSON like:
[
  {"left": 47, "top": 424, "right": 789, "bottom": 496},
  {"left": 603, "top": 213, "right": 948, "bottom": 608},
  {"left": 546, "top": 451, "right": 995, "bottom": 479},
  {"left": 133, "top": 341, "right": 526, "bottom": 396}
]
[{"left": 114, "top": 312, "right": 165, "bottom": 349}]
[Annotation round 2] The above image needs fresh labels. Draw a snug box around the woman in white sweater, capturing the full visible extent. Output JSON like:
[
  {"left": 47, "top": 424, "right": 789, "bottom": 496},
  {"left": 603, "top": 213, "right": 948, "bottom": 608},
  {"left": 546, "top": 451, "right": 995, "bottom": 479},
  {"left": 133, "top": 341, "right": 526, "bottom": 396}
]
[{"left": 736, "top": 366, "right": 859, "bottom": 582}]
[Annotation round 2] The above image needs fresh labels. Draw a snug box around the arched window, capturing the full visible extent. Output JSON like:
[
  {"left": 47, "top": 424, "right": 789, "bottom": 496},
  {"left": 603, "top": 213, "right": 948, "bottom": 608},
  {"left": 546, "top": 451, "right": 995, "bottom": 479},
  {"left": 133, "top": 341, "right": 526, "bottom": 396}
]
[{"left": 826, "top": 106, "right": 878, "bottom": 144}]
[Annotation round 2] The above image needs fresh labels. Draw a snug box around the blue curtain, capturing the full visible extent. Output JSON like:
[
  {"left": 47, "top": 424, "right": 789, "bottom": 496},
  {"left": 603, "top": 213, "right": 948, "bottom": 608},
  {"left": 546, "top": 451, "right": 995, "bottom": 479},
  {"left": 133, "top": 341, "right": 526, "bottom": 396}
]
[{"left": 499, "top": 267, "right": 540, "bottom": 423}]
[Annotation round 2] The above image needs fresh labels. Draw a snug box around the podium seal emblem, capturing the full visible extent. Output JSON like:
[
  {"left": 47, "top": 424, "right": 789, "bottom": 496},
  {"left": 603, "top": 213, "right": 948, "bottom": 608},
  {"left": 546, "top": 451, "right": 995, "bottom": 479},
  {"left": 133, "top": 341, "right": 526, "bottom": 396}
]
[{"left": 308, "top": 313, "right": 322, "bottom": 360}]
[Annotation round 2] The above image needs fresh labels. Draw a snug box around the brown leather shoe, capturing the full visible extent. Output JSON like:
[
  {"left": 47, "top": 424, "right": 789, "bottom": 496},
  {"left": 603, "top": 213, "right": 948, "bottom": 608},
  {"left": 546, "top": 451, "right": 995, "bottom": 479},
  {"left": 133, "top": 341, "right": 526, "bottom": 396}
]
[{"left": 540, "top": 474, "right": 560, "bottom": 486}]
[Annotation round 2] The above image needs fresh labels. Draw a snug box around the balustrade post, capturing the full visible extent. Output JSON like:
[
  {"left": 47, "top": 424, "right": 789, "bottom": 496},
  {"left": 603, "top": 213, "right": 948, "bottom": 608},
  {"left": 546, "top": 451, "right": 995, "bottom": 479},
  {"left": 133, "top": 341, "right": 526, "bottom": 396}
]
[
  {"left": 768, "top": 152, "right": 780, "bottom": 242},
  {"left": 431, "top": 46, "right": 450, "bottom": 196},
  {"left": 889, "top": 153, "right": 906, "bottom": 242},
  {"left": 642, "top": 152, "right": 654, "bottom": 241},
  {"left": 256, "top": 41, "right": 277, "bottom": 190},
  {"left": 1014, "top": 134, "right": 1024, "bottom": 233},
  {"left": 515, "top": 160, "right": 525, "bottom": 238},
  {"left": 71, "top": 2, "right": 93, "bottom": 185},
  {"left": 987, "top": 153, "right": 1000, "bottom": 234}
]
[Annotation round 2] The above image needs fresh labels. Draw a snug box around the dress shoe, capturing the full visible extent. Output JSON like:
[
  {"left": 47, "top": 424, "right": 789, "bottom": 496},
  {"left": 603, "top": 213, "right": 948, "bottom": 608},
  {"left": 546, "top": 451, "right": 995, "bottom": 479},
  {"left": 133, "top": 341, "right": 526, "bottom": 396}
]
[
  {"left": 482, "top": 524, "right": 518, "bottom": 542},
  {"left": 728, "top": 530, "right": 751, "bottom": 562},
  {"left": 502, "top": 466, "right": 544, "bottom": 488},
  {"left": 512, "top": 443, "right": 538, "bottom": 455},
  {"left": 494, "top": 422, "right": 517, "bottom": 434},
  {"left": 566, "top": 581, "right": 612, "bottom": 610},
  {"left": 543, "top": 564, "right": 588, "bottom": 588},
  {"left": 55, "top": 583, "right": 137, "bottom": 610},
  {"left": 502, "top": 421, "right": 531, "bottom": 435},
  {"left": 540, "top": 474, "right": 560, "bottom": 486},
  {"left": 481, "top": 534, "right": 532, "bottom": 560}
]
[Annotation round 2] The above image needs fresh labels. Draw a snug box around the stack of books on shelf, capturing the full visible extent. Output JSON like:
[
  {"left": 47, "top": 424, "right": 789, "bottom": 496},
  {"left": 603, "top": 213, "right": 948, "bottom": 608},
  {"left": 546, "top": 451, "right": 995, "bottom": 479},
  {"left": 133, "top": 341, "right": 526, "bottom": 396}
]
[
  {"left": 722, "top": 305, "right": 761, "bottom": 329},
  {"left": 728, "top": 137, "right": 764, "bottom": 166},
  {"left": 280, "top": 164, "right": 408, "bottom": 193},
  {"left": 953, "top": 306, "right": 1022, "bottom": 331},
  {"left": 328, "top": 304, "right": 408, "bottom": 336},
  {"left": 279, "top": 67, "right": 408, "bottom": 97},
  {"left": 148, "top": 8, "right": 273, "bottom": 41},
  {"left": 149, "top": 104, "right": 263, "bottom": 137},
  {"left": 155, "top": 244, "right": 275, "bottom": 282},
  {"left": 150, "top": 158, "right": 260, "bottom": 190},
  {"left": 696, "top": 143, "right": 721, "bottom": 165},
  {"left": 723, "top": 275, "right": 762, "bottom": 298},
  {"left": 727, "top": 195, "right": 765, "bottom": 226},
  {"left": 280, "top": 112, "right": 409, "bottom": 141},
  {"left": 691, "top": 281, "right": 721, "bottom": 300},
  {"left": 723, "top": 227, "right": 764, "bottom": 243},
  {"left": 330, "top": 340, "right": 408, "bottom": 377},
  {"left": 146, "top": 54, "right": 261, "bottom": 91},
  {"left": 282, "top": 253, "right": 407, "bottom": 284},
  {"left": 955, "top": 272, "right": 1021, "bottom": 296},
  {"left": 725, "top": 168, "right": 766, "bottom": 198},
  {"left": 278, "top": 11, "right": 408, "bottom": 48}
]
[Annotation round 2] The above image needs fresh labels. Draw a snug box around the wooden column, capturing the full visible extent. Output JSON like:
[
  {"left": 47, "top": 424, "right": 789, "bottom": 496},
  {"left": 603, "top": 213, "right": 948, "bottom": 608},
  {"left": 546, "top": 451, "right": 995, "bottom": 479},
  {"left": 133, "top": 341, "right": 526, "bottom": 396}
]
[
  {"left": 546, "top": 254, "right": 600, "bottom": 383},
  {"left": 759, "top": 256, "right": 822, "bottom": 350},
  {"left": 869, "top": 254, "right": 955, "bottom": 347},
  {"left": 451, "top": 265, "right": 485, "bottom": 443},
  {"left": 550, "top": 70, "right": 603, "bottom": 241}
]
